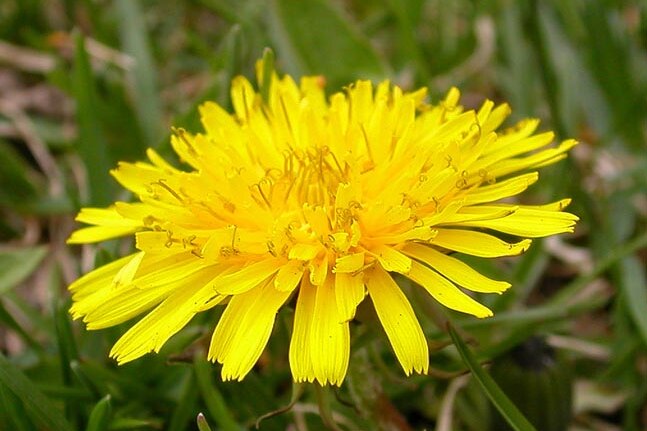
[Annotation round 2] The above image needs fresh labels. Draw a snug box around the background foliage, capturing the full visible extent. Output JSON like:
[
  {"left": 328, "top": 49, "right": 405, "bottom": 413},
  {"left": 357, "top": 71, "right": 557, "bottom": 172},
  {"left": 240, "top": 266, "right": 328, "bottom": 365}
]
[{"left": 0, "top": 0, "right": 646, "bottom": 430}]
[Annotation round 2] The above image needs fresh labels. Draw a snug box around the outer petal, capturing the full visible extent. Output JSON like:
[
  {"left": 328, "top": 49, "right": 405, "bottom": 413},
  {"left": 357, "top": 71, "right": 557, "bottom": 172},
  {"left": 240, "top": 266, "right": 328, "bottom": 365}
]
[
  {"left": 486, "top": 139, "right": 577, "bottom": 178},
  {"left": 461, "top": 172, "right": 538, "bottom": 206},
  {"left": 112, "top": 252, "right": 145, "bottom": 287},
  {"left": 68, "top": 254, "right": 135, "bottom": 299},
  {"left": 289, "top": 278, "right": 317, "bottom": 383},
  {"left": 309, "top": 254, "right": 329, "bottom": 286},
  {"left": 67, "top": 226, "right": 139, "bottom": 244},
  {"left": 407, "top": 261, "right": 493, "bottom": 318},
  {"left": 372, "top": 244, "right": 412, "bottom": 274},
  {"left": 274, "top": 260, "right": 305, "bottom": 291},
  {"left": 456, "top": 206, "right": 579, "bottom": 237},
  {"left": 310, "top": 277, "right": 350, "bottom": 385},
  {"left": 431, "top": 229, "right": 531, "bottom": 258},
  {"left": 403, "top": 243, "right": 510, "bottom": 294},
  {"left": 333, "top": 252, "right": 365, "bottom": 273},
  {"left": 77, "top": 266, "right": 224, "bottom": 329},
  {"left": 365, "top": 267, "right": 428, "bottom": 375},
  {"left": 69, "top": 206, "right": 141, "bottom": 242},
  {"left": 214, "top": 258, "right": 283, "bottom": 294},
  {"left": 209, "top": 280, "right": 292, "bottom": 381},
  {"left": 109, "top": 271, "right": 224, "bottom": 364},
  {"left": 335, "top": 272, "right": 365, "bottom": 322}
]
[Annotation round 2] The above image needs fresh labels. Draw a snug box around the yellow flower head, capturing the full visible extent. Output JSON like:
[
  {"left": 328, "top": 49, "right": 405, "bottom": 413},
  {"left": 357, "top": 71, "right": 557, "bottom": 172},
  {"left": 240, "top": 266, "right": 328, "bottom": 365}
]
[{"left": 68, "top": 60, "right": 578, "bottom": 385}]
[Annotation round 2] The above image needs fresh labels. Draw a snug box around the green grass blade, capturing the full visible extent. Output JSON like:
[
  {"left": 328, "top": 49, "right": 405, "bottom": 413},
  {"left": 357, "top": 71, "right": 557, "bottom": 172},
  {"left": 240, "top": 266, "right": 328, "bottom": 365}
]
[
  {"left": 0, "top": 353, "right": 74, "bottom": 431},
  {"left": 0, "top": 140, "right": 40, "bottom": 211},
  {"left": 114, "top": 0, "right": 164, "bottom": 148},
  {"left": 618, "top": 256, "right": 647, "bottom": 346},
  {"left": 85, "top": 394, "right": 112, "bottom": 431},
  {"left": 193, "top": 355, "right": 240, "bottom": 431},
  {"left": 72, "top": 33, "right": 113, "bottom": 206},
  {"left": 0, "top": 246, "right": 48, "bottom": 295},
  {"left": 447, "top": 324, "right": 536, "bottom": 431},
  {"left": 523, "top": 1, "right": 567, "bottom": 138},
  {"left": 260, "top": 47, "right": 275, "bottom": 105},
  {"left": 167, "top": 369, "right": 199, "bottom": 431},
  {"left": 0, "top": 383, "right": 37, "bottom": 431},
  {"left": 196, "top": 413, "right": 214, "bottom": 431},
  {"left": 268, "top": 0, "right": 386, "bottom": 87},
  {"left": 54, "top": 296, "right": 83, "bottom": 423},
  {"left": 0, "top": 301, "right": 42, "bottom": 351}
]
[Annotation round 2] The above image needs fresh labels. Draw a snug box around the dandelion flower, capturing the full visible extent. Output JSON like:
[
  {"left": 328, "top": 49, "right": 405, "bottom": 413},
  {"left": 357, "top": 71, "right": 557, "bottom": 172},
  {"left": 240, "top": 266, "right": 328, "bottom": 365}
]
[{"left": 68, "top": 60, "right": 578, "bottom": 385}]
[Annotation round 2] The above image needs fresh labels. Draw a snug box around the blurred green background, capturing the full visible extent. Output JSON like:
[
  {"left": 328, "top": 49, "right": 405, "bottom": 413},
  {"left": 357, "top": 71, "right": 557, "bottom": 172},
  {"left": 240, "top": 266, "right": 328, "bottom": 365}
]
[{"left": 0, "top": 0, "right": 646, "bottom": 430}]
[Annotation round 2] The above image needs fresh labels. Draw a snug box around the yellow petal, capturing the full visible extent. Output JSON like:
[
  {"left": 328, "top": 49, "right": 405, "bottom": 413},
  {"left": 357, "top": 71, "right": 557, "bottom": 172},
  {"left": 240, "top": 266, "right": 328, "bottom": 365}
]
[
  {"left": 456, "top": 207, "right": 579, "bottom": 237},
  {"left": 439, "top": 206, "right": 517, "bottom": 225},
  {"left": 310, "top": 278, "right": 350, "bottom": 385},
  {"left": 481, "top": 103, "right": 512, "bottom": 135},
  {"left": 432, "top": 229, "right": 532, "bottom": 257},
  {"left": 403, "top": 243, "right": 510, "bottom": 293},
  {"left": 110, "top": 272, "right": 223, "bottom": 364},
  {"left": 274, "top": 260, "right": 305, "bottom": 291},
  {"left": 231, "top": 76, "right": 256, "bottom": 122},
  {"left": 214, "top": 258, "right": 282, "bottom": 294},
  {"left": 372, "top": 244, "right": 412, "bottom": 274},
  {"left": 487, "top": 139, "right": 578, "bottom": 178},
  {"left": 366, "top": 267, "right": 428, "bottom": 375},
  {"left": 210, "top": 281, "right": 291, "bottom": 381},
  {"left": 288, "top": 243, "right": 321, "bottom": 260},
  {"left": 333, "top": 252, "right": 365, "bottom": 273},
  {"left": 109, "top": 161, "right": 165, "bottom": 197},
  {"left": 407, "top": 261, "right": 493, "bottom": 318},
  {"left": 67, "top": 226, "right": 138, "bottom": 244},
  {"left": 68, "top": 254, "right": 134, "bottom": 297},
  {"left": 482, "top": 118, "right": 539, "bottom": 155},
  {"left": 289, "top": 279, "right": 316, "bottom": 383},
  {"left": 335, "top": 272, "right": 365, "bottom": 322},
  {"left": 80, "top": 268, "right": 222, "bottom": 329},
  {"left": 302, "top": 204, "right": 331, "bottom": 237},
  {"left": 130, "top": 252, "right": 207, "bottom": 287},
  {"left": 474, "top": 131, "right": 554, "bottom": 168},
  {"left": 146, "top": 148, "right": 180, "bottom": 172},
  {"left": 429, "top": 111, "right": 477, "bottom": 143},
  {"left": 462, "top": 172, "right": 538, "bottom": 206},
  {"left": 309, "top": 254, "right": 329, "bottom": 286},
  {"left": 112, "top": 252, "right": 145, "bottom": 287}
]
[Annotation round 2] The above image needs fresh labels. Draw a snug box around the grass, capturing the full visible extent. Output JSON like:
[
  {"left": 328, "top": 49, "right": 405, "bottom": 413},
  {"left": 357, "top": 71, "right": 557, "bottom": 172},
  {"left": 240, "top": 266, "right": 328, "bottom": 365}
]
[{"left": 0, "top": 0, "right": 646, "bottom": 430}]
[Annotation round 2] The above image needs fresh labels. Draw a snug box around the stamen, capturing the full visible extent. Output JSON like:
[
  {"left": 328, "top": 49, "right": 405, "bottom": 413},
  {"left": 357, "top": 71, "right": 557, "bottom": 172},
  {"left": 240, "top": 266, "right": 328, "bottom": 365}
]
[
  {"left": 172, "top": 127, "right": 198, "bottom": 157},
  {"left": 182, "top": 235, "right": 197, "bottom": 248},
  {"left": 154, "top": 180, "right": 184, "bottom": 203},
  {"left": 360, "top": 125, "right": 375, "bottom": 165},
  {"left": 279, "top": 96, "right": 294, "bottom": 139},
  {"left": 327, "top": 150, "right": 346, "bottom": 179},
  {"left": 445, "top": 155, "right": 453, "bottom": 167},
  {"left": 267, "top": 240, "right": 277, "bottom": 257},
  {"left": 241, "top": 88, "right": 250, "bottom": 121},
  {"left": 230, "top": 225, "right": 238, "bottom": 250},
  {"left": 251, "top": 182, "right": 272, "bottom": 208},
  {"left": 432, "top": 197, "right": 440, "bottom": 212},
  {"left": 143, "top": 215, "right": 156, "bottom": 226},
  {"left": 455, "top": 178, "right": 468, "bottom": 189}
]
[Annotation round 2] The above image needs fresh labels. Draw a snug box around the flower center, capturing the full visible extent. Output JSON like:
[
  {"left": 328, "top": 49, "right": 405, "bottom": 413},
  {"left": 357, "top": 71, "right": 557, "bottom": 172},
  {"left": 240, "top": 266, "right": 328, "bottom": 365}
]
[{"left": 251, "top": 146, "right": 348, "bottom": 211}]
